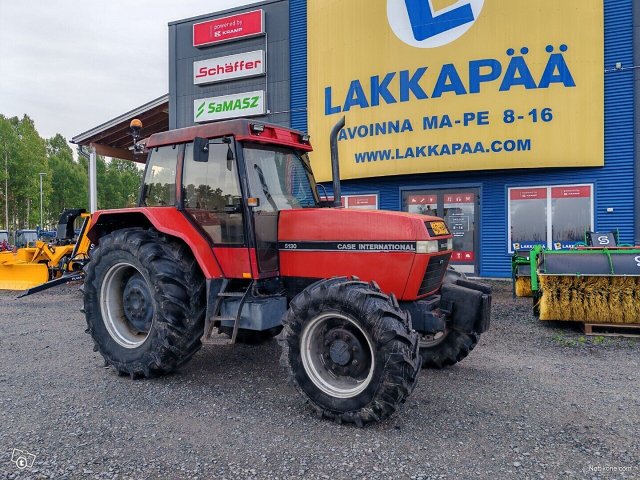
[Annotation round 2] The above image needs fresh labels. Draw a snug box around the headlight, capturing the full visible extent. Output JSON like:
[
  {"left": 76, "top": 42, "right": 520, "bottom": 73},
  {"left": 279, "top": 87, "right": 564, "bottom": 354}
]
[
  {"left": 416, "top": 238, "right": 453, "bottom": 253},
  {"left": 416, "top": 240, "right": 439, "bottom": 254}
]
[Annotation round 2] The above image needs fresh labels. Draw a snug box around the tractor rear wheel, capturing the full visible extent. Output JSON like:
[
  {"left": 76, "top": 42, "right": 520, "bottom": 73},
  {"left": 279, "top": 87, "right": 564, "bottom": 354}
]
[
  {"left": 280, "top": 277, "right": 420, "bottom": 426},
  {"left": 83, "top": 228, "right": 205, "bottom": 378}
]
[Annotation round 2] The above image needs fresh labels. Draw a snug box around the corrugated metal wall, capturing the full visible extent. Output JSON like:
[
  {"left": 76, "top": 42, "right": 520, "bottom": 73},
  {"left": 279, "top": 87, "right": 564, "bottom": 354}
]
[
  {"left": 290, "top": 0, "right": 635, "bottom": 278},
  {"left": 169, "top": 0, "right": 290, "bottom": 130},
  {"left": 289, "top": 0, "right": 307, "bottom": 133}
]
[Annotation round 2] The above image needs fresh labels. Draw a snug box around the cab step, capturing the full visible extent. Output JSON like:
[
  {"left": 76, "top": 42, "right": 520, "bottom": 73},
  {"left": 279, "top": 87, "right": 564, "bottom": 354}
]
[
  {"left": 201, "top": 279, "right": 253, "bottom": 346},
  {"left": 202, "top": 331, "right": 237, "bottom": 346}
]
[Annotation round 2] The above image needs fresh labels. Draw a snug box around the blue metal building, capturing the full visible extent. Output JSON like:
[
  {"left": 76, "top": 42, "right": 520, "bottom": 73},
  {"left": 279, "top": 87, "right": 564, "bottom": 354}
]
[{"left": 289, "top": 0, "right": 638, "bottom": 277}]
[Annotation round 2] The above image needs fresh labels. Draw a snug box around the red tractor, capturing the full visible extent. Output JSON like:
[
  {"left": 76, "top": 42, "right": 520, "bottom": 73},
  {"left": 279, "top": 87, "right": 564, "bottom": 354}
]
[{"left": 83, "top": 118, "right": 490, "bottom": 426}]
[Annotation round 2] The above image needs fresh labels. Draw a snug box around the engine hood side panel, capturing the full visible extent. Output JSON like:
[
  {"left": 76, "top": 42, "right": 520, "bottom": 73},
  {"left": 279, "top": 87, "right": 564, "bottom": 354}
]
[{"left": 278, "top": 209, "right": 440, "bottom": 299}]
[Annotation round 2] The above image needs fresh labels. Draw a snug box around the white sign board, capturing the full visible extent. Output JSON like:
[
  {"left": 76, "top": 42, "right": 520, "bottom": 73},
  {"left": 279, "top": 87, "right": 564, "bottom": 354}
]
[
  {"left": 194, "top": 90, "right": 265, "bottom": 123},
  {"left": 194, "top": 50, "right": 265, "bottom": 85}
]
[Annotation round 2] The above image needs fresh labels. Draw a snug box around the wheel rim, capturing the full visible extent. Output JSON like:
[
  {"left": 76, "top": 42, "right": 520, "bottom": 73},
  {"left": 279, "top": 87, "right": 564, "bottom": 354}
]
[
  {"left": 419, "top": 328, "right": 448, "bottom": 348},
  {"left": 100, "top": 262, "right": 153, "bottom": 348},
  {"left": 300, "top": 312, "right": 375, "bottom": 399}
]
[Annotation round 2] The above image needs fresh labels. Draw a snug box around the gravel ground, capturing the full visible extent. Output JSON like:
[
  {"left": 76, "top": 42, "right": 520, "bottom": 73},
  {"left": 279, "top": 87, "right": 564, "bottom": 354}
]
[{"left": 1, "top": 281, "right": 638, "bottom": 479}]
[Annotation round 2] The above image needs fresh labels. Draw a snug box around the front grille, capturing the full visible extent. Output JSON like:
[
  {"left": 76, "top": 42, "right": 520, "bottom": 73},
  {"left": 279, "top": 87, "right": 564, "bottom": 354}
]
[{"left": 418, "top": 253, "right": 452, "bottom": 296}]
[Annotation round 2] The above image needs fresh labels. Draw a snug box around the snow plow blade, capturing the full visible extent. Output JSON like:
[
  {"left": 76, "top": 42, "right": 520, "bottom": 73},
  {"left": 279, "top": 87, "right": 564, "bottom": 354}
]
[{"left": 0, "top": 262, "right": 49, "bottom": 291}]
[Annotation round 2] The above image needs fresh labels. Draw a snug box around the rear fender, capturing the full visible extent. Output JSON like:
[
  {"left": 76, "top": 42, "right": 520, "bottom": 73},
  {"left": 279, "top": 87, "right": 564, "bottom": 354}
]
[{"left": 88, "top": 208, "right": 222, "bottom": 279}]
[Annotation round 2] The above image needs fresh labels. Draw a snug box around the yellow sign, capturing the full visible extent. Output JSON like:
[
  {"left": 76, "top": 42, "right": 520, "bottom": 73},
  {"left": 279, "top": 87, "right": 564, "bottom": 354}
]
[
  {"left": 308, "top": 0, "right": 604, "bottom": 182},
  {"left": 430, "top": 221, "right": 449, "bottom": 236}
]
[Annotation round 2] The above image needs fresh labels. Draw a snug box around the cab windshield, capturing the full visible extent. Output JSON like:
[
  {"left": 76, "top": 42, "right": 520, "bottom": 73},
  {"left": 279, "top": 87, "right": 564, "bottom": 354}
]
[{"left": 243, "top": 143, "right": 318, "bottom": 210}]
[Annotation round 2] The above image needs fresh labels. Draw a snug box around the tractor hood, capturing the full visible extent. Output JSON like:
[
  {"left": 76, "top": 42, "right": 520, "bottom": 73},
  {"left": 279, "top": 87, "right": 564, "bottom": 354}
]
[
  {"left": 279, "top": 208, "right": 448, "bottom": 243},
  {"left": 277, "top": 208, "right": 453, "bottom": 300}
]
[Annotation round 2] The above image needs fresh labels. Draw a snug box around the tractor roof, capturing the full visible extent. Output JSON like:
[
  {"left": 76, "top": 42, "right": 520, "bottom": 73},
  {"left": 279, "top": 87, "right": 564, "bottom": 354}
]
[{"left": 146, "top": 119, "right": 313, "bottom": 152}]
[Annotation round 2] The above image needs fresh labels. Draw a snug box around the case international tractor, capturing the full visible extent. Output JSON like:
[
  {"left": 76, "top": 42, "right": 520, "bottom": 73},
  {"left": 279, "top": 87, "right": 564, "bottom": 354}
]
[{"left": 83, "top": 118, "right": 491, "bottom": 426}]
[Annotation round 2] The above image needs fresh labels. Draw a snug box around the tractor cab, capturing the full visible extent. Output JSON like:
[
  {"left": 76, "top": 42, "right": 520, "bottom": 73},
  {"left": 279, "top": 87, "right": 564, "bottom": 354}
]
[
  {"left": 138, "top": 120, "right": 317, "bottom": 277},
  {"left": 15, "top": 230, "right": 38, "bottom": 248}
]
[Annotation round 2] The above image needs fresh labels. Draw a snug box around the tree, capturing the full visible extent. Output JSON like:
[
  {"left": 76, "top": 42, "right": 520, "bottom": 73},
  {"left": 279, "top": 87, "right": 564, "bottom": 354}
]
[
  {"left": 0, "top": 115, "right": 19, "bottom": 230},
  {"left": 0, "top": 115, "right": 50, "bottom": 230},
  {"left": 47, "top": 134, "right": 88, "bottom": 224},
  {"left": 0, "top": 111, "right": 144, "bottom": 233}
]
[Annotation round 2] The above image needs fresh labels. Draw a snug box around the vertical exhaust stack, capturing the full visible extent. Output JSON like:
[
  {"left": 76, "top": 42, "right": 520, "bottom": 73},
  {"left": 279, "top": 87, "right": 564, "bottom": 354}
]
[{"left": 329, "top": 116, "right": 346, "bottom": 207}]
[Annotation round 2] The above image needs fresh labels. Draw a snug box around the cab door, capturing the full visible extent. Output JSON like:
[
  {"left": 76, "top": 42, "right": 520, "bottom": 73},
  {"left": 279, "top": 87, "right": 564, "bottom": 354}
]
[
  {"left": 181, "top": 140, "right": 252, "bottom": 278},
  {"left": 242, "top": 143, "right": 319, "bottom": 275}
]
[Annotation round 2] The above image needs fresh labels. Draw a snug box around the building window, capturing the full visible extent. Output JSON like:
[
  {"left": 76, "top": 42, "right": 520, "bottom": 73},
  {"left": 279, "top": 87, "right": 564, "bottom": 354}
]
[{"left": 508, "top": 184, "right": 593, "bottom": 252}]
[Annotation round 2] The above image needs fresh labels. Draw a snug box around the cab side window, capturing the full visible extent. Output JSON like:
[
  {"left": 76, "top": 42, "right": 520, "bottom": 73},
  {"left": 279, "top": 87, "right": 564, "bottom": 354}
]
[
  {"left": 142, "top": 146, "right": 177, "bottom": 206},
  {"left": 183, "top": 142, "right": 245, "bottom": 244}
]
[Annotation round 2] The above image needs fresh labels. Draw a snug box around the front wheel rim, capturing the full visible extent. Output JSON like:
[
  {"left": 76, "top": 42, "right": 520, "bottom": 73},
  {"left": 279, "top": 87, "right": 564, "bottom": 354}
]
[
  {"left": 100, "top": 262, "right": 153, "bottom": 348},
  {"left": 300, "top": 312, "right": 375, "bottom": 399},
  {"left": 419, "top": 328, "right": 448, "bottom": 348}
]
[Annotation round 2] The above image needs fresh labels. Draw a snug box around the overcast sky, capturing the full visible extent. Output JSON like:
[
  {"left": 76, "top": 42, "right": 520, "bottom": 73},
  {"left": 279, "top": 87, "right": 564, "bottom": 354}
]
[{"left": 0, "top": 0, "right": 260, "bottom": 141}]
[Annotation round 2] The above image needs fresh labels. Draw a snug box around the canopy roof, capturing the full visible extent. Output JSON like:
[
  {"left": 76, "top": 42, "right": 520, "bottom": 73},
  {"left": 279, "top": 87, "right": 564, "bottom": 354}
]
[{"left": 71, "top": 94, "right": 169, "bottom": 163}]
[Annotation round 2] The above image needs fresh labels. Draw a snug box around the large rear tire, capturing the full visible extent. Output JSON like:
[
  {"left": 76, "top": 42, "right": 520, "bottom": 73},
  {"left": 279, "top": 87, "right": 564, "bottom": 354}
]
[
  {"left": 280, "top": 277, "right": 420, "bottom": 426},
  {"left": 83, "top": 228, "right": 205, "bottom": 378}
]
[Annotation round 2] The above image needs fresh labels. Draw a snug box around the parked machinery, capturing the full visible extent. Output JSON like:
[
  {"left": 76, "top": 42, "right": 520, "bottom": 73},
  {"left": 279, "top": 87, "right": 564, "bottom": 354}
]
[
  {"left": 512, "top": 249, "right": 533, "bottom": 297},
  {"left": 0, "top": 230, "right": 9, "bottom": 252},
  {"left": 530, "top": 232, "right": 640, "bottom": 323},
  {"left": 0, "top": 209, "right": 91, "bottom": 292}
]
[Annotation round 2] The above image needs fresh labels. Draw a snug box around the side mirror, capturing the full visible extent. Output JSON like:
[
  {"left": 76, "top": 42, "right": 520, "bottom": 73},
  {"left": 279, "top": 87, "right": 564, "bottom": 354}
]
[
  {"left": 224, "top": 137, "right": 234, "bottom": 171},
  {"left": 193, "top": 137, "right": 209, "bottom": 162}
]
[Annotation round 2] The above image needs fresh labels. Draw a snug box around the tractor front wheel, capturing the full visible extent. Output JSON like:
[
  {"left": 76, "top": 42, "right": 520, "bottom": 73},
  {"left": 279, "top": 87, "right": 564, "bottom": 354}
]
[
  {"left": 83, "top": 228, "right": 205, "bottom": 378},
  {"left": 280, "top": 277, "right": 420, "bottom": 426},
  {"left": 419, "top": 266, "right": 480, "bottom": 369},
  {"left": 418, "top": 330, "right": 479, "bottom": 369}
]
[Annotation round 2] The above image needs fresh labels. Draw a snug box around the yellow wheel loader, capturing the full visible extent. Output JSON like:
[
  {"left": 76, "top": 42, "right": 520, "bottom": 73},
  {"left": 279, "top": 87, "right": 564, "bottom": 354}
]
[{"left": 0, "top": 209, "right": 92, "bottom": 294}]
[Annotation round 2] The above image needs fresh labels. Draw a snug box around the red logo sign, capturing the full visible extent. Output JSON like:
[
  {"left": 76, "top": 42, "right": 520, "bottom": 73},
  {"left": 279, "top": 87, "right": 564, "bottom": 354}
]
[
  {"left": 552, "top": 186, "right": 591, "bottom": 199},
  {"left": 346, "top": 195, "right": 378, "bottom": 208},
  {"left": 408, "top": 195, "right": 437, "bottom": 204},
  {"left": 510, "top": 188, "right": 547, "bottom": 200},
  {"left": 444, "top": 193, "right": 475, "bottom": 204},
  {"left": 193, "top": 10, "right": 264, "bottom": 47},
  {"left": 451, "top": 251, "right": 475, "bottom": 262}
]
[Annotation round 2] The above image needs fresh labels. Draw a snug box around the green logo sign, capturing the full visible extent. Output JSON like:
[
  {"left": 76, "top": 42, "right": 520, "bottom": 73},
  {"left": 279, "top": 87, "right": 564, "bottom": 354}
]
[
  {"left": 196, "top": 102, "right": 206, "bottom": 118},
  {"left": 194, "top": 90, "right": 265, "bottom": 123}
]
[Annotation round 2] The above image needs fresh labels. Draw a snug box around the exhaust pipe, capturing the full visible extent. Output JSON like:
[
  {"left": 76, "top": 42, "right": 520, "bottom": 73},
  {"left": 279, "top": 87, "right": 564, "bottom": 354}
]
[{"left": 329, "top": 116, "right": 346, "bottom": 207}]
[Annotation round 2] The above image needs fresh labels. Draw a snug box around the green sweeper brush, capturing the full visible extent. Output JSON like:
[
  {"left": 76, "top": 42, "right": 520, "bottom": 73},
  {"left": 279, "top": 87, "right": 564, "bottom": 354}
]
[
  {"left": 512, "top": 249, "right": 533, "bottom": 298},
  {"left": 530, "top": 245, "right": 640, "bottom": 323}
]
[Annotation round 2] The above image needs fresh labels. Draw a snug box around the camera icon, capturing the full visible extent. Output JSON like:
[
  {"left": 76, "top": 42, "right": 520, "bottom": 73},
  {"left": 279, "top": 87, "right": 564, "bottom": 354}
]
[{"left": 11, "top": 449, "right": 36, "bottom": 470}]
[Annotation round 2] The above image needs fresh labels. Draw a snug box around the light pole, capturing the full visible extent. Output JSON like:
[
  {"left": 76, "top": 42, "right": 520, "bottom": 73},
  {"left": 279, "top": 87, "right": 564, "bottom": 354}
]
[{"left": 39, "top": 172, "right": 46, "bottom": 229}]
